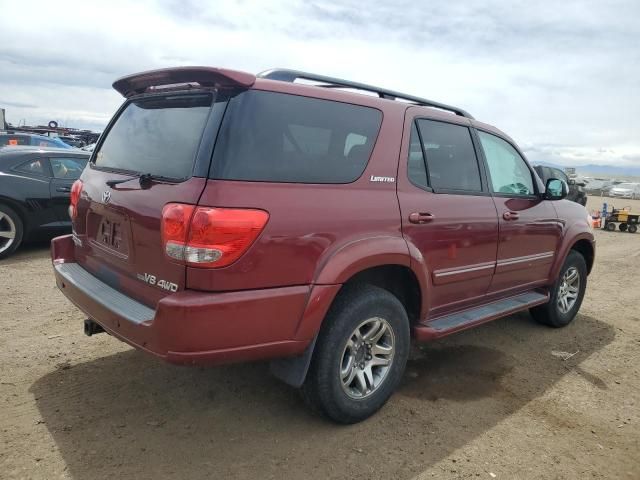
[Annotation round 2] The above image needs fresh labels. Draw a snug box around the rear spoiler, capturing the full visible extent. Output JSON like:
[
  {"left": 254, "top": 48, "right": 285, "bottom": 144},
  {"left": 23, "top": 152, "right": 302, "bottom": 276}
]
[{"left": 112, "top": 67, "right": 255, "bottom": 97}]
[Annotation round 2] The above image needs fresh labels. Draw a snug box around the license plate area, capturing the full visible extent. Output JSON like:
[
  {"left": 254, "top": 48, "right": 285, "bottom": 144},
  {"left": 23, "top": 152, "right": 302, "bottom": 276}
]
[{"left": 87, "top": 209, "right": 131, "bottom": 259}]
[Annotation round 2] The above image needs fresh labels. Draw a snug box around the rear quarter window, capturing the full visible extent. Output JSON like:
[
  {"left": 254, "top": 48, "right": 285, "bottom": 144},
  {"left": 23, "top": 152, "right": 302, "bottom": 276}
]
[{"left": 210, "top": 90, "right": 382, "bottom": 183}]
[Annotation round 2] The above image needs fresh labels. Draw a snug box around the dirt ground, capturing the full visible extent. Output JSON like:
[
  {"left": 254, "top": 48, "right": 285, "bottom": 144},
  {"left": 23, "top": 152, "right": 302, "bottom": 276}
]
[{"left": 1, "top": 195, "right": 639, "bottom": 480}]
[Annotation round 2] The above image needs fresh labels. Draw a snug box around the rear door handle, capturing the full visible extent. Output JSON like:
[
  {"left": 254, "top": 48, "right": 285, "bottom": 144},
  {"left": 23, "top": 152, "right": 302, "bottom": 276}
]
[
  {"left": 503, "top": 211, "right": 520, "bottom": 221},
  {"left": 409, "top": 212, "right": 435, "bottom": 224},
  {"left": 56, "top": 186, "right": 71, "bottom": 193}
]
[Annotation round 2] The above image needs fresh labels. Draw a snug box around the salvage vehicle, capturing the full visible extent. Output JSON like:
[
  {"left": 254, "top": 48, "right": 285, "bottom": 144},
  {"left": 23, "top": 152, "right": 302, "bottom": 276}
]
[
  {"left": 0, "top": 147, "right": 89, "bottom": 258},
  {"left": 51, "top": 67, "right": 595, "bottom": 423},
  {"left": 533, "top": 165, "right": 587, "bottom": 206},
  {"left": 0, "top": 132, "right": 73, "bottom": 149},
  {"left": 608, "top": 182, "right": 640, "bottom": 200}
]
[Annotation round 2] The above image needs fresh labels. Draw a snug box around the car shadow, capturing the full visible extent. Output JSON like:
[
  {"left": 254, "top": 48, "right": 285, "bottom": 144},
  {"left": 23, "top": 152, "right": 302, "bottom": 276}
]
[{"left": 31, "top": 313, "right": 614, "bottom": 480}]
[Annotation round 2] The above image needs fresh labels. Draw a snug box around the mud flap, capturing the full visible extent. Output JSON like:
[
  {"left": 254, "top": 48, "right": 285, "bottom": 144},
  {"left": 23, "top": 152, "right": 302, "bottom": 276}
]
[{"left": 269, "top": 336, "right": 317, "bottom": 388}]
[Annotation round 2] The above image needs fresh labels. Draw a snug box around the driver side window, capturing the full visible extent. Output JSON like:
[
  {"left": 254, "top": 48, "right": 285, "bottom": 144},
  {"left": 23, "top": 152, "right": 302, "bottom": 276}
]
[{"left": 478, "top": 131, "right": 534, "bottom": 196}]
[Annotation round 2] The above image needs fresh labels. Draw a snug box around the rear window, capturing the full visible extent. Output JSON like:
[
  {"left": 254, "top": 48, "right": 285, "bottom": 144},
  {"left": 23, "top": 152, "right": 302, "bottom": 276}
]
[
  {"left": 211, "top": 90, "right": 382, "bottom": 183},
  {"left": 94, "top": 94, "right": 212, "bottom": 179}
]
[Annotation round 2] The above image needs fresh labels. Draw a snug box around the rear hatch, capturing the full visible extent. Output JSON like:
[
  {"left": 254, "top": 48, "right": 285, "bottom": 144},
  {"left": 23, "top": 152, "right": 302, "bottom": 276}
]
[{"left": 72, "top": 92, "right": 215, "bottom": 307}]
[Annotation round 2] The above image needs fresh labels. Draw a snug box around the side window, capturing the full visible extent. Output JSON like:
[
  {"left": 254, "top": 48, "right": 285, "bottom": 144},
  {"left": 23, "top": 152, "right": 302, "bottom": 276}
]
[
  {"left": 16, "top": 159, "right": 47, "bottom": 176},
  {"left": 50, "top": 157, "right": 87, "bottom": 179},
  {"left": 478, "top": 131, "right": 535, "bottom": 196},
  {"left": 407, "top": 123, "right": 429, "bottom": 189},
  {"left": 416, "top": 119, "right": 482, "bottom": 192}
]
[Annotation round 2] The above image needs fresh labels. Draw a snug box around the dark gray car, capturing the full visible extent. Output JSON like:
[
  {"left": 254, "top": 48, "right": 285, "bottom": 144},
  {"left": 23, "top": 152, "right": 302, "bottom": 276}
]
[{"left": 0, "top": 147, "right": 89, "bottom": 258}]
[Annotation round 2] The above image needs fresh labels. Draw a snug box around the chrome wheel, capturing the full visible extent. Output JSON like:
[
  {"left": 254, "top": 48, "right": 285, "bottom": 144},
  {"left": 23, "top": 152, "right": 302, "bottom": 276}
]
[
  {"left": 340, "top": 317, "right": 395, "bottom": 399},
  {"left": 0, "top": 211, "right": 16, "bottom": 254},
  {"left": 557, "top": 266, "right": 580, "bottom": 314}
]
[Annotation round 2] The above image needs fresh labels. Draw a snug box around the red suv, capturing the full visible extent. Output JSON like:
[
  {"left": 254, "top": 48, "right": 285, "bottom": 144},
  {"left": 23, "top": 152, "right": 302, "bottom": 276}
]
[{"left": 51, "top": 67, "right": 595, "bottom": 423}]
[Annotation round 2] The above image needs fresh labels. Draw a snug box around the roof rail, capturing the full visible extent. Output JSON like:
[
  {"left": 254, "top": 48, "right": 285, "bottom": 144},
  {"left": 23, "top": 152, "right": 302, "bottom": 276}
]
[{"left": 257, "top": 68, "right": 474, "bottom": 119}]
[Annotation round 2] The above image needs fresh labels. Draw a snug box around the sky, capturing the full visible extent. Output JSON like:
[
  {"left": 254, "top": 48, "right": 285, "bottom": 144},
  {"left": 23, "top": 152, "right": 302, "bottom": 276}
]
[{"left": 1, "top": 0, "right": 639, "bottom": 169}]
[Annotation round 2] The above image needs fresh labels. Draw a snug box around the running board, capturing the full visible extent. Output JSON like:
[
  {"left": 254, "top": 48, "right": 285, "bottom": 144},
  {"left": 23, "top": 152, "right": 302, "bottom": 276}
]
[{"left": 413, "top": 290, "right": 549, "bottom": 342}]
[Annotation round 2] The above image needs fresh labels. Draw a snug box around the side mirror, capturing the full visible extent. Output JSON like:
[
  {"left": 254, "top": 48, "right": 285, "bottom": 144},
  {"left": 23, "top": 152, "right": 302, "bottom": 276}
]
[{"left": 545, "top": 178, "right": 568, "bottom": 200}]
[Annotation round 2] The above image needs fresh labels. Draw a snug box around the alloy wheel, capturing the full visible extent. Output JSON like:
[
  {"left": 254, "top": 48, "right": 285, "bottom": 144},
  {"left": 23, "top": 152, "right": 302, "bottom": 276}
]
[
  {"left": 557, "top": 266, "right": 580, "bottom": 314},
  {"left": 0, "top": 211, "right": 16, "bottom": 254},
  {"left": 340, "top": 317, "right": 395, "bottom": 399}
]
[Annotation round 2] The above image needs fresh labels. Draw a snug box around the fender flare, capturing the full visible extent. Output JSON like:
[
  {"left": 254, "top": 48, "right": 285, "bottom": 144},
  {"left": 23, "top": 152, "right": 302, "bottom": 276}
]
[
  {"left": 270, "top": 235, "right": 427, "bottom": 388},
  {"left": 549, "top": 229, "right": 595, "bottom": 281}
]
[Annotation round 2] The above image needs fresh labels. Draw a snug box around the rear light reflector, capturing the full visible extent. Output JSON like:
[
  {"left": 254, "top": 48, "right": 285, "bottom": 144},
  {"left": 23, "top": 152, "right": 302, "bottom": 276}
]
[
  {"left": 68, "top": 179, "right": 83, "bottom": 219},
  {"left": 161, "top": 203, "right": 269, "bottom": 268}
]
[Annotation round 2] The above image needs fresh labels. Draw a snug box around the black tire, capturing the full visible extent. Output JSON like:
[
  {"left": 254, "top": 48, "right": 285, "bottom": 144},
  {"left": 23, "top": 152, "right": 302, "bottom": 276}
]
[
  {"left": 530, "top": 250, "right": 587, "bottom": 328},
  {"left": 619, "top": 223, "right": 628, "bottom": 232},
  {"left": 629, "top": 224, "right": 637, "bottom": 234},
  {"left": 605, "top": 222, "right": 616, "bottom": 231},
  {"left": 0, "top": 204, "right": 23, "bottom": 260},
  {"left": 302, "top": 284, "right": 410, "bottom": 424}
]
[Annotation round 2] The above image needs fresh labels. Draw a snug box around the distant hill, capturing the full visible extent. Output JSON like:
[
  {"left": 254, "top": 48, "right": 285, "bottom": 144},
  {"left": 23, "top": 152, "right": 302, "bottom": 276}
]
[
  {"left": 576, "top": 164, "right": 640, "bottom": 176},
  {"left": 531, "top": 161, "right": 640, "bottom": 177}
]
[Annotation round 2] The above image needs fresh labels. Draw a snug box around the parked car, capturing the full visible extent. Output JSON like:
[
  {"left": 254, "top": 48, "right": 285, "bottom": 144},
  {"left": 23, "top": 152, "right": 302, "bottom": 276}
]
[
  {"left": 51, "top": 67, "right": 594, "bottom": 423},
  {"left": 0, "top": 132, "right": 73, "bottom": 149},
  {"left": 58, "top": 135, "right": 85, "bottom": 148},
  {"left": 0, "top": 147, "right": 89, "bottom": 258},
  {"left": 81, "top": 143, "right": 97, "bottom": 152},
  {"left": 608, "top": 182, "right": 640, "bottom": 199},
  {"left": 533, "top": 165, "right": 587, "bottom": 206}
]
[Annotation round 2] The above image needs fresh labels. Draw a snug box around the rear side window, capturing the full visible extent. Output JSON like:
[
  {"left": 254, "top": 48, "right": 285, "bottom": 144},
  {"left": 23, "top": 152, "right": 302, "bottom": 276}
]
[
  {"left": 416, "top": 119, "right": 482, "bottom": 192},
  {"left": 407, "top": 123, "right": 429, "bottom": 189},
  {"left": 16, "top": 159, "right": 46, "bottom": 176},
  {"left": 211, "top": 90, "right": 382, "bottom": 183},
  {"left": 94, "top": 94, "right": 212, "bottom": 179},
  {"left": 50, "top": 157, "right": 87, "bottom": 179}
]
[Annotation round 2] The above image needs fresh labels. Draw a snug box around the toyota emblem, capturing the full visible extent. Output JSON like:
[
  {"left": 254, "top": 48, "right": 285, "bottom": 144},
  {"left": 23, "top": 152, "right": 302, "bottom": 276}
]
[{"left": 102, "top": 191, "right": 111, "bottom": 204}]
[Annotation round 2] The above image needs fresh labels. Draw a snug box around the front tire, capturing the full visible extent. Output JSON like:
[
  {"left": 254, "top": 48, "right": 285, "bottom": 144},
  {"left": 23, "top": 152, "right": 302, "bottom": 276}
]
[
  {"left": 302, "top": 284, "right": 410, "bottom": 424},
  {"left": 530, "top": 250, "right": 587, "bottom": 328},
  {"left": 0, "top": 204, "right": 23, "bottom": 260}
]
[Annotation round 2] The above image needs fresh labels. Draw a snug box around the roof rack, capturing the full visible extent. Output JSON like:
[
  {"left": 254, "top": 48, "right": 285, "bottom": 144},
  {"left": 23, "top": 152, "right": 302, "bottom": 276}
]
[{"left": 257, "top": 68, "right": 474, "bottom": 119}]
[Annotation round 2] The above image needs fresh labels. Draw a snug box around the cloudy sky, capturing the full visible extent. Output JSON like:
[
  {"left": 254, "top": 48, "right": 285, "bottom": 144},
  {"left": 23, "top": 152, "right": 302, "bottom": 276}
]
[{"left": 1, "top": 0, "right": 638, "bottom": 168}]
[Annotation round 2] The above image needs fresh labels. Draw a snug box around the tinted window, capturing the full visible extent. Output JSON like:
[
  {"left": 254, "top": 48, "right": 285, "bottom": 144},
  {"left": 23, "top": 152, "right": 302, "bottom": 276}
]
[
  {"left": 16, "top": 159, "right": 46, "bottom": 176},
  {"left": 95, "top": 94, "right": 212, "bottom": 179},
  {"left": 478, "top": 131, "right": 534, "bottom": 196},
  {"left": 211, "top": 90, "right": 382, "bottom": 183},
  {"left": 50, "top": 157, "right": 87, "bottom": 179},
  {"left": 407, "top": 123, "right": 429, "bottom": 189},
  {"left": 416, "top": 120, "right": 481, "bottom": 191}
]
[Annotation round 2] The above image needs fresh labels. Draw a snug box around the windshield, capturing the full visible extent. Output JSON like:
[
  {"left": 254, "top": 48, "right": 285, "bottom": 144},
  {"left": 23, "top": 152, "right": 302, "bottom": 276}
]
[{"left": 94, "top": 93, "right": 213, "bottom": 179}]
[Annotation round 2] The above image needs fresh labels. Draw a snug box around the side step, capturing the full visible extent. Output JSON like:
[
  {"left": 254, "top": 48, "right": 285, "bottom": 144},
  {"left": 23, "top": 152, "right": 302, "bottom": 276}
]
[{"left": 413, "top": 290, "right": 549, "bottom": 342}]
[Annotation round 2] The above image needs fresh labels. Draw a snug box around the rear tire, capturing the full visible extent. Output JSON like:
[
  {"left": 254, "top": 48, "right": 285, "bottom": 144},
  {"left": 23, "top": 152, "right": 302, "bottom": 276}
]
[
  {"left": 605, "top": 222, "right": 616, "bottom": 231},
  {"left": 530, "top": 250, "right": 587, "bottom": 328},
  {"left": 302, "top": 284, "right": 410, "bottom": 424},
  {"left": 0, "top": 204, "right": 23, "bottom": 260}
]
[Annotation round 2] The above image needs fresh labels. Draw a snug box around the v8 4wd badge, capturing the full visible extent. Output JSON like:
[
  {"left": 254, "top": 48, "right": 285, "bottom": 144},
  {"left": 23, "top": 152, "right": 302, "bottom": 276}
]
[{"left": 137, "top": 273, "right": 178, "bottom": 292}]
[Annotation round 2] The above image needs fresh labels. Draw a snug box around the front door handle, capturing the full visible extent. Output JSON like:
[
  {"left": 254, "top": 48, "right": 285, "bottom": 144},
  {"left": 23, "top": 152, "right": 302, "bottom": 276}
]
[
  {"left": 409, "top": 212, "right": 435, "bottom": 224},
  {"left": 503, "top": 211, "right": 520, "bottom": 221},
  {"left": 56, "top": 186, "right": 71, "bottom": 193}
]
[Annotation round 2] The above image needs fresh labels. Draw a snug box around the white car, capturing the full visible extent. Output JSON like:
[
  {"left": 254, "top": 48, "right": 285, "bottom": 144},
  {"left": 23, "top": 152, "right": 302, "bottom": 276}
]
[{"left": 609, "top": 183, "right": 640, "bottom": 199}]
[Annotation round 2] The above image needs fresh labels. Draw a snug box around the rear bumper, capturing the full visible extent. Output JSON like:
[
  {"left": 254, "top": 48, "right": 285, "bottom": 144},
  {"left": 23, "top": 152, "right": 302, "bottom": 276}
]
[{"left": 51, "top": 234, "right": 315, "bottom": 365}]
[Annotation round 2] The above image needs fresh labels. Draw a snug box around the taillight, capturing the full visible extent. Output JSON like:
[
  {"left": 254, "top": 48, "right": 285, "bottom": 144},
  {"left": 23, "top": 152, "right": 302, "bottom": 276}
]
[
  {"left": 68, "top": 179, "right": 83, "bottom": 219},
  {"left": 161, "top": 203, "right": 269, "bottom": 268}
]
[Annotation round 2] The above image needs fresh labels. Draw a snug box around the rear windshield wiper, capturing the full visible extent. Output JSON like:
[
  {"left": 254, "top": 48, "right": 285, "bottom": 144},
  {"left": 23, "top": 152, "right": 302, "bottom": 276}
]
[{"left": 106, "top": 173, "right": 179, "bottom": 189}]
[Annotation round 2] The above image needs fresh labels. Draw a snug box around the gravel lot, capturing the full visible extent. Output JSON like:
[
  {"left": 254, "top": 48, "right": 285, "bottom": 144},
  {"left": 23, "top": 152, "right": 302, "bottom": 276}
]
[{"left": 1, "top": 196, "right": 639, "bottom": 479}]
